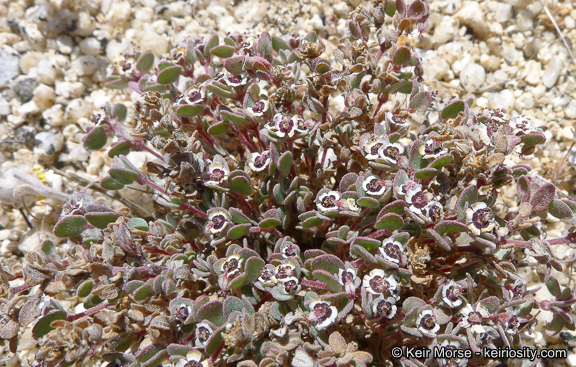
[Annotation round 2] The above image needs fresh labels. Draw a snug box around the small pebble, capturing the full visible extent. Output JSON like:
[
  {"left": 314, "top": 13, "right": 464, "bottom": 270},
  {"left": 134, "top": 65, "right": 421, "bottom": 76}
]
[
  {"left": 79, "top": 37, "right": 101, "bottom": 56},
  {"left": 542, "top": 58, "right": 563, "bottom": 88},
  {"left": 0, "top": 50, "right": 20, "bottom": 87},
  {"left": 566, "top": 100, "right": 576, "bottom": 119},
  {"left": 568, "top": 353, "right": 576, "bottom": 367},
  {"left": 73, "top": 55, "right": 98, "bottom": 76},
  {"left": 34, "top": 130, "right": 65, "bottom": 156},
  {"left": 56, "top": 35, "right": 74, "bottom": 54},
  {"left": 42, "top": 104, "right": 65, "bottom": 127},
  {"left": 0, "top": 96, "right": 11, "bottom": 115},
  {"left": 455, "top": 2, "right": 490, "bottom": 39},
  {"left": 460, "top": 63, "right": 485, "bottom": 92},
  {"left": 14, "top": 77, "right": 37, "bottom": 103},
  {"left": 32, "top": 84, "right": 56, "bottom": 110}
]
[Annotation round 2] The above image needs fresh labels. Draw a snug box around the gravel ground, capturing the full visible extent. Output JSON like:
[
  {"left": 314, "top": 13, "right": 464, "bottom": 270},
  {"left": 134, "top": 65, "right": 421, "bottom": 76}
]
[{"left": 1, "top": 0, "right": 576, "bottom": 365}]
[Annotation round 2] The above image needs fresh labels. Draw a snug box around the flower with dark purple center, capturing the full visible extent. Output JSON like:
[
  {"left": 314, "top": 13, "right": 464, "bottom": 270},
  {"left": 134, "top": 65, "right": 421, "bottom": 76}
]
[
  {"left": 174, "top": 350, "right": 209, "bottom": 367},
  {"left": 293, "top": 116, "right": 308, "bottom": 134},
  {"left": 372, "top": 295, "right": 397, "bottom": 319},
  {"left": 419, "top": 137, "right": 447, "bottom": 159},
  {"left": 281, "top": 242, "right": 300, "bottom": 259},
  {"left": 219, "top": 254, "right": 243, "bottom": 277},
  {"left": 239, "top": 36, "right": 255, "bottom": 56},
  {"left": 397, "top": 181, "right": 421, "bottom": 198},
  {"left": 466, "top": 202, "right": 496, "bottom": 235},
  {"left": 416, "top": 309, "right": 440, "bottom": 334},
  {"left": 362, "top": 175, "right": 386, "bottom": 196},
  {"left": 502, "top": 314, "right": 520, "bottom": 335},
  {"left": 207, "top": 209, "right": 230, "bottom": 234},
  {"left": 406, "top": 187, "right": 430, "bottom": 215},
  {"left": 385, "top": 112, "right": 410, "bottom": 133},
  {"left": 338, "top": 268, "right": 356, "bottom": 286},
  {"left": 205, "top": 162, "right": 229, "bottom": 185},
  {"left": 442, "top": 280, "right": 463, "bottom": 308},
  {"left": 195, "top": 323, "right": 213, "bottom": 347},
  {"left": 247, "top": 151, "right": 271, "bottom": 172},
  {"left": 362, "top": 269, "right": 398, "bottom": 295},
  {"left": 316, "top": 191, "right": 341, "bottom": 212},
  {"left": 181, "top": 87, "right": 206, "bottom": 105},
  {"left": 378, "top": 142, "right": 404, "bottom": 164},
  {"left": 379, "top": 239, "right": 404, "bottom": 264},
  {"left": 460, "top": 304, "right": 489, "bottom": 334},
  {"left": 176, "top": 304, "right": 192, "bottom": 321},
  {"left": 274, "top": 261, "right": 296, "bottom": 280},
  {"left": 509, "top": 115, "right": 533, "bottom": 134},
  {"left": 247, "top": 100, "right": 269, "bottom": 117},
  {"left": 258, "top": 267, "right": 277, "bottom": 285},
  {"left": 223, "top": 72, "right": 247, "bottom": 87},
  {"left": 309, "top": 300, "right": 338, "bottom": 330},
  {"left": 422, "top": 201, "right": 443, "bottom": 222},
  {"left": 363, "top": 138, "right": 386, "bottom": 160},
  {"left": 281, "top": 276, "right": 301, "bottom": 294},
  {"left": 275, "top": 114, "right": 296, "bottom": 138}
]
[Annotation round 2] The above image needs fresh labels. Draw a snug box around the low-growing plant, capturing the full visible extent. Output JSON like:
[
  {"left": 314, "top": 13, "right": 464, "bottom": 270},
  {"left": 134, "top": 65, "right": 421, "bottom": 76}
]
[{"left": 2, "top": 0, "right": 576, "bottom": 366}]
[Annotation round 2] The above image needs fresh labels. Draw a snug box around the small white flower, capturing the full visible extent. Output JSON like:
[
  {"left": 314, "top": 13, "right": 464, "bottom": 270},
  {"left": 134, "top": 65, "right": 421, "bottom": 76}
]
[
  {"left": 221, "top": 71, "right": 248, "bottom": 87},
  {"left": 240, "top": 36, "right": 256, "bottom": 55},
  {"left": 509, "top": 115, "right": 534, "bottom": 134},
  {"left": 195, "top": 323, "right": 213, "bottom": 347},
  {"left": 274, "top": 113, "right": 296, "bottom": 138},
  {"left": 274, "top": 261, "right": 296, "bottom": 281},
  {"left": 258, "top": 266, "right": 277, "bottom": 285},
  {"left": 293, "top": 115, "right": 308, "bottom": 134},
  {"left": 442, "top": 280, "right": 463, "bottom": 308},
  {"left": 345, "top": 198, "right": 360, "bottom": 212},
  {"left": 247, "top": 151, "right": 271, "bottom": 172},
  {"left": 362, "top": 175, "right": 386, "bottom": 196},
  {"left": 316, "top": 191, "right": 341, "bottom": 212},
  {"left": 406, "top": 186, "right": 430, "bottom": 215},
  {"left": 309, "top": 300, "right": 338, "bottom": 330},
  {"left": 438, "top": 340, "right": 462, "bottom": 366},
  {"left": 219, "top": 254, "right": 243, "bottom": 276},
  {"left": 372, "top": 295, "right": 397, "bottom": 319},
  {"left": 363, "top": 138, "right": 387, "bottom": 160},
  {"left": 205, "top": 161, "right": 229, "bottom": 185},
  {"left": 397, "top": 180, "right": 421, "bottom": 197},
  {"left": 280, "top": 242, "right": 300, "bottom": 259},
  {"left": 378, "top": 142, "right": 404, "bottom": 164},
  {"left": 466, "top": 202, "right": 496, "bottom": 236},
  {"left": 207, "top": 209, "right": 230, "bottom": 234},
  {"left": 180, "top": 87, "right": 206, "bottom": 105},
  {"left": 416, "top": 309, "right": 440, "bottom": 334},
  {"left": 174, "top": 349, "right": 209, "bottom": 367},
  {"left": 362, "top": 269, "right": 398, "bottom": 295},
  {"left": 385, "top": 111, "right": 410, "bottom": 132},
  {"left": 247, "top": 100, "right": 269, "bottom": 117},
  {"left": 459, "top": 303, "right": 489, "bottom": 334},
  {"left": 419, "top": 137, "right": 447, "bottom": 159},
  {"left": 502, "top": 313, "right": 520, "bottom": 335},
  {"left": 379, "top": 238, "right": 404, "bottom": 264},
  {"left": 421, "top": 201, "right": 443, "bottom": 222},
  {"left": 337, "top": 268, "right": 356, "bottom": 286},
  {"left": 280, "top": 276, "right": 301, "bottom": 294}
]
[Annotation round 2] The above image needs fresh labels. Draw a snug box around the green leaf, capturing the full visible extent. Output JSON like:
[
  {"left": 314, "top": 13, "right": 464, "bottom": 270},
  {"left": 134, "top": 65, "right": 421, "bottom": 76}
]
[
  {"left": 108, "top": 141, "right": 132, "bottom": 158},
  {"left": 205, "top": 325, "right": 225, "bottom": 355},
  {"left": 272, "top": 35, "right": 290, "bottom": 51},
  {"left": 259, "top": 218, "right": 281, "bottom": 229},
  {"left": 134, "top": 283, "right": 153, "bottom": 302},
  {"left": 355, "top": 236, "right": 381, "bottom": 251},
  {"left": 409, "top": 91, "right": 432, "bottom": 112},
  {"left": 378, "top": 200, "right": 405, "bottom": 216},
  {"left": 229, "top": 207, "right": 251, "bottom": 224},
  {"left": 224, "top": 297, "right": 246, "bottom": 318},
  {"left": 245, "top": 257, "right": 265, "bottom": 283},
  {"left": 278, "top": 151, "right": 293, "bottom": 176},
  {"left": 546, "top": 276, "right": 562, "bottom": 298},
  {"left": 100, "top": 176, "right": 125, "bottom": 190},
  {"left": 196, "top": 300, "right": 225, "bottom": 326},
  {"left": 204, "top": 34, "right": 219, "bottom": 56},
  {"left": 229, "top": 175, "right": 252, "bottom": 195},
  {"left": 77, "top": 279, "right": 94, "bottom": 297},
  {"left": 207, "top": 121, "right": 230, "bottom": 136},
  {"left": 104, "top": 77, "right": 128, "bottom": 89},
  {"left": 175, "top": 104, "right": 204, "bottom": 117},
  {"left": 32, "top": 310, "right": 67, "bottom": 339},
  {"left": 128, "top": 218, "right": 149, "bottom": 231},
  {"left": 85, "top": 212, "right": 121, "bottom": 229},
  {"left": 441, "top": 100, "right": 465, "bottom": 120},
  {"left": 136, "top": 51, "right": 155, "bottom": 72},
  {"left": 224, "top": 56, "right": 245, "bottom": 74},
  {"left": 258, "top": 32, "right": 273, "bottom": 55},
  {"left": 211, "top": 44, "right": 235, "bottom": 58},
  {"left": 227, "top": 223, "right": 250, "bottom": 240},
  {"left": 54, "top": 215, "right": 87, "bottom": 238},
  {"left": 302, "top": 216, "right": 324, "bottom": 229},
  {"left": 429, "top": 154, "right": 452, "bottom": 169},
  {"left": 157, "top": 65, "right": 182, "bottom": 84},
  {"left": 310, "top": 254, "right": 344, "bottom": 275},
  {"left": 457, "top": 185, "right": 478, "bottom": 220},
  {"left": 83, "top": 126, "right": 107, "bottom": 151},
  {"left": 357, "top": 197, "right": 380, "bottom": 208},
  {"left": 207, "top": 83, "right": 235, "bottom": 99},
  {"left": 546, "top": 315, "right": 564, "bottom": 336},
  {"left": 414, "top": 168, "right": 439, "bottom": 179},
  {"left": 434, "top": 220, "right": 469, "bottom": 236},
  {"left": 41, "top": 240, "right": 56, "bottom": 255},
  {"left": 221, "top": 110, "right": 250, "bottom": 125},
  {"left": 393, "top": 46, "right": 411, "bottom": 66},
  {"left": 312, "top": 270, "right": 341, "bottom": 292},
  {"left": 109, "top": 167, "right": 139, "bottom": 185},
  {"left": 548, "top": 199, "right": 573, "bottom": 219},
  {"left": 402, "top": 297, "right": 426, "bottom": 314},
  {"left": 134, "top": 344, "right": 167, "bottom": 365},
  {"left": 374, "top": 213, "right": 403, "bottom": 230}
]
